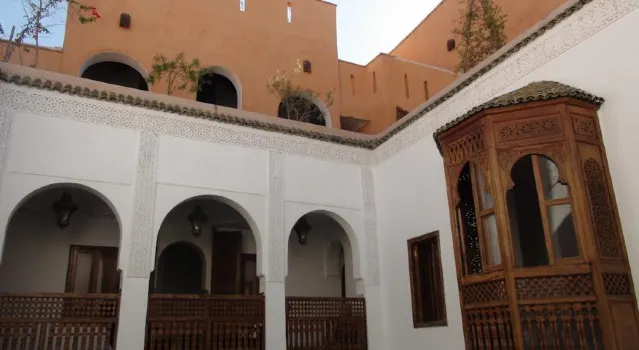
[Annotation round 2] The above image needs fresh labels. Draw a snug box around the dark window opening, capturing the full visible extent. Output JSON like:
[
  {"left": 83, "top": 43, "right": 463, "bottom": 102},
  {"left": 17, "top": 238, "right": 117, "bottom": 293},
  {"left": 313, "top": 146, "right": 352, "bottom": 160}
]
[
  {"left": 508, "top": 155, "right": 579, "bottom": 267},
  {"left": 396, "top": 106, "right": 409, "bottom": 121},
  {"left": 278, "top": 95, "right": 325, "bottom": 126},
  {"left": 457, "top": 163, "right": 483, "bottom": 274},
  {"left": 197, "top": 73, "right": 238, "bottom": 109},
  {"left": 81, "top": 61, "right": 148, "bottom": 91},
  {"left": 303, "top": 60, "right": 312, "bottom": 73},
  {"left": 156, "top": 242, "right": 204, "bottom": 294},
  {"left": 408, "top": 231, "right": 447, "bottom": 327}
]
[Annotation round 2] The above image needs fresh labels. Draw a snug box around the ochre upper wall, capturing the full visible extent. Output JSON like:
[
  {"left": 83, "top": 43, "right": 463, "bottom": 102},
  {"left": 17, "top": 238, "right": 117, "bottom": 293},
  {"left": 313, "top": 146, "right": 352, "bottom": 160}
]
[
  {"left": 56, "top": 0, "right": 341, "bottom": 127},
  {"left": 390, "top": 0, "right": 568, "bottom": 71}
]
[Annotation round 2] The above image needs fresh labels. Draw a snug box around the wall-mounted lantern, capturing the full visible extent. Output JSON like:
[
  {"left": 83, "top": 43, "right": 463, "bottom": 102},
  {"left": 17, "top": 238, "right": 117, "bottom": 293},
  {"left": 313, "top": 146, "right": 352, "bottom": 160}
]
[
  {"left": 188, "top": 206, "right": 208, "bottom": 237},
  {"left": 52, "top": 192, "right": 78, "bottom": 229},
  {"left": 293, "top": 217, "right": 311, "bottom": 245}
]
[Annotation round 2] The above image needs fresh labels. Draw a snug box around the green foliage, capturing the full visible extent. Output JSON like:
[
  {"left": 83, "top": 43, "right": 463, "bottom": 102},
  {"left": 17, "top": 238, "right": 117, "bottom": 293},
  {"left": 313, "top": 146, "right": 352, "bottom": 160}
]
[
  {"left": 453, "top": 0, "right": 507, "bottom": 73},
  {"left": 267, "top": 59, "right": 333, "bottom": 125},
  {"left": 1, "top": 0, "right": 99, "bottom": 65},
  {"left": 147, "top": 53, "right": 204, "bottom": 95}
]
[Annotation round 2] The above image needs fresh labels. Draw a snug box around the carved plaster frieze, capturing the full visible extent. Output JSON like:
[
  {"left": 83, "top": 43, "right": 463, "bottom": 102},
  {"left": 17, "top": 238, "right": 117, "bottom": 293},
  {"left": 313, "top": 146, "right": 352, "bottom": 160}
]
[
  {"left": 268, "top": 151, "right": 285, "bottom": 282},
  {"left": 373, "top": 0, "right": 639, "bottom": 164},
  {"left": 0, "top": 110, "right": 12, "bottom": 200},
  {"left": 127, "top": 131, "right": 158, "bottom": 278},
  {"left": 361, "top": 167, "right": 380, "bottom": 285},
  {"left": 0, "top": 87, "right": 370, "bottom": 166}
]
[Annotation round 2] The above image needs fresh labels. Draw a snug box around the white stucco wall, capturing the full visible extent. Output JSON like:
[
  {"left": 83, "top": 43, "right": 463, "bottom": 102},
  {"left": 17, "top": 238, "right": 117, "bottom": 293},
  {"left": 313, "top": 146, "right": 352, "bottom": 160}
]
[
  {"left": 372, "top": 2, "right": 639, "bottom": 349},
  {"left": 0, "top": 209, "right": 119, "bottom": 293}
]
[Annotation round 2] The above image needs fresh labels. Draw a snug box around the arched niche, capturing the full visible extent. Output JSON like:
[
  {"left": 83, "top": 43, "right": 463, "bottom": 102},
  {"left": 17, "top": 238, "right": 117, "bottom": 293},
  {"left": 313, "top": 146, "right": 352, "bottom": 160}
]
[
  {"left": 156, "top": 241, "right": 206, "bottom": 294},
  {"left": 79, "top": 52, "right": 149, "bottom": 91},
  {"left": 0, "top": 183, "right": 121, "bottom": 293},
  {"left": 284, "top": 209, "right": 362, "bottom": 297},
  {"left": 152, "top": 194, "right": 261, "bottom": 295},
  {"left": 197, "top": 66, "right": 242, "bottom": 109}
]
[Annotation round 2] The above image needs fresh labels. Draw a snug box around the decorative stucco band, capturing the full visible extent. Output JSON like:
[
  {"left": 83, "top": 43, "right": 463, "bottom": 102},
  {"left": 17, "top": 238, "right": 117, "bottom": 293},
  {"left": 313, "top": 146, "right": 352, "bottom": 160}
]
[
  {"left": 361, "top": 167, "right": 379, "bottom": 285},
  {"left": 127, "top": 131, "right": 159, "bottom": 278},
  {"left": 268, "top": 151, "right": 285, "bottom": 282}
]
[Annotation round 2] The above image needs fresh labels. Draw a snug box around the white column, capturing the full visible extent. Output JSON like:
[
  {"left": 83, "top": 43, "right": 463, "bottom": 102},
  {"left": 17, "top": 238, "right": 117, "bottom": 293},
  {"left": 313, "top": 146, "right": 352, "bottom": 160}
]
[
  {"left": 361, "top": 167, "right": 385, "bottom": 350},
  {"left": 116, "top": 277, "right": 150, "bottom": 349},
  {"left": 116, "top": 131, "right": 159, "bottom": 348},
  {"left": 266, "top": 151, "right": 287, "bottom": 350}
]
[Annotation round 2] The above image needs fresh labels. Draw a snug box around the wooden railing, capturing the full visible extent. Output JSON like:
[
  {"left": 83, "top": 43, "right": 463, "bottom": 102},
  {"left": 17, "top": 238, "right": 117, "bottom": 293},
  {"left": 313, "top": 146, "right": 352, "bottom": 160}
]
[
  {"left": 286, "top": 297, "right": 367, "bottom": 350},
  {"left": 0, "top": 293, "right": 120, "bottom": 350},
  {"left": 145, "top": 294, "right": 265, "bottom": 350}
]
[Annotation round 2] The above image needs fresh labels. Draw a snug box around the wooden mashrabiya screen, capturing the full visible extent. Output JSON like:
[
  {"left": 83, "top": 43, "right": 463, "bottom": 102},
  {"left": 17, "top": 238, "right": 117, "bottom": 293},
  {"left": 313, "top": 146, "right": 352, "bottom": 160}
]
[
  {"left": 145, "top": 294, "right": 265, "bottom": 350},
  {"left": 0, "top": 293, "right": 119, "bottom": 350},
  {"left": 437, "top": 81, "right": 639, "bottom": 350},
  {"left": 285, "top": 297, "right": 367, "bottom": 350}
]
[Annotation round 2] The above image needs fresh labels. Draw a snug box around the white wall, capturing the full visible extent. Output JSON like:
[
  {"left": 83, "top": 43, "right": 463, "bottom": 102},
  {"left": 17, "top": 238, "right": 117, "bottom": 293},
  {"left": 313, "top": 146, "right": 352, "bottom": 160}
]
[
  {"left": 372, "top": 3, "right": 639, "bottom": 349},
  {"left": 285, "top": 216, "right": 356, "bottom": 297},
  {"left": 0, "top": 209, "right": 119, "bottom": 293}
]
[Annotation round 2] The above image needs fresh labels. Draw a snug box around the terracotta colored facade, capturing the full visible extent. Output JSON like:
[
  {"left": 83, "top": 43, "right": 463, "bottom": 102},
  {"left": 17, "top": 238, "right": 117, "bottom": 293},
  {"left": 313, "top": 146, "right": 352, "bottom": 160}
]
[{"left": 2, "top": 0, "right": 568, "bottom": 133}]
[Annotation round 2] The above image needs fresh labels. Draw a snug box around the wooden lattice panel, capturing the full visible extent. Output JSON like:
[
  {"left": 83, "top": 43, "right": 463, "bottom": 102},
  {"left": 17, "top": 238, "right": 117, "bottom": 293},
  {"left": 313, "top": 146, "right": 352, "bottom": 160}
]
[
  {"left": 462, "top": 279, "right": 508, "bottom": 305},
  {"left": 464, "top": 305, "right": 513, "bottom": 349},
  {"left": 519, "top": 302, "right": 603, "bottom": 349},
  {"left": 0, "top": 293, "right": 119, "bottom": 350},
  {"left": 584, "top": 158, "right": 622, "bottom": 258},
  {"left": 447, "top": 130, "right": 484, "bottom": 164},
  {"left": 145, "top": 295, "right": 265, "bottom": 350},
  {"left": 604, "top": 273, "right": 633, "bottom": 296},
  {"left": 573, "top": 114, "right": 597, "bottom": 138},
  {"left": 496, "top": 116, "right": 560, "bottom": 143},
  {"left": 515, "top": 274, "right": 594, "bottom": 300},
  {"left": 286, "top": 297, "right": 367, "bottom": 349}
]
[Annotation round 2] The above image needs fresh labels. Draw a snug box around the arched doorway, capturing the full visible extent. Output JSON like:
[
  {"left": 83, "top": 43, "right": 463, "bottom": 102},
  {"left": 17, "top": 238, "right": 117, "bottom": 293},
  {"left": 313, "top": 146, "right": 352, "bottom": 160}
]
[
  {"left": 285, "top": 211, "right": 367, "bottom": 349},
  {"left": 0, "top": 184, "right": 121, "bottom": 347},
  {"left": 146, "top": 196, "right": 264, "bottom": 349},
  {"left": 156, "top": 242, "right": 204, "bottom": 294},
  {"left": 277, "top": 95, "right": 327, "bottom": 126},
  {"left": 197, "top": 72, "right": 239, "bottom": 109},
  {"left": 81, "top": 61, "right": 149, "bottom": 90}
]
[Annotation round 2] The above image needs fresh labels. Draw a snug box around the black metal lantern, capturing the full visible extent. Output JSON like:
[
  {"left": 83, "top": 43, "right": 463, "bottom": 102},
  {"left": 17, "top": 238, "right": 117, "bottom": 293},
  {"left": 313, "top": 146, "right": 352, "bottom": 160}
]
[
  {"left": 293, "top": 217, "right": 311, "bottom": 245},
  {"left": 188, "top": 206, "right": 208, "bottom": 237},
  {"left": 52, "top": 192, "right": 78, "bottom": 229}
]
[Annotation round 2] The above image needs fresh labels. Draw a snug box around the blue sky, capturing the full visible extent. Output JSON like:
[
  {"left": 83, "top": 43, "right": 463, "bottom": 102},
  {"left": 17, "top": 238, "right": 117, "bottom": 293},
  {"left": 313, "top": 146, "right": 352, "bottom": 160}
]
[{"left": 0, "top": 0, "right": 441, "bottom": 65}]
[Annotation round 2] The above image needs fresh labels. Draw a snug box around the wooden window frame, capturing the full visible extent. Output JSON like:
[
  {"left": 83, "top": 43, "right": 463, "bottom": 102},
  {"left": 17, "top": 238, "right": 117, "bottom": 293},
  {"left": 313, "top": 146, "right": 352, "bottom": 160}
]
[
  {"left": 509, "top": 154, "right": 583, "bottom": 266},
  {"left": 407, "top": 231, "right": 447, "bottom": 328},
  {"left": 65, "top": 245, "right": 119, "bottom": 293},
  {"left": 457, "top": 162, "right": 501, "bottom": 275}
]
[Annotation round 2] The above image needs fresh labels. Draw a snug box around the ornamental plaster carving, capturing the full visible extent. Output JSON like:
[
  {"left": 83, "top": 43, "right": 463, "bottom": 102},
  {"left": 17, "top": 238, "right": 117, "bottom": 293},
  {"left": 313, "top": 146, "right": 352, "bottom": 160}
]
[
  {"left": 0, "top": 87, "right": 370, "bottom": 166},
  {"left": 373, "top": 0, "right": 639, "bottom": 164},
  {"left": 0, "top": 110, "right": 12, "bottom": 198},
  {"left": 361, "top": 167, "right": 380, "bottom": 285},
  {"left": 127, "top": 131, "right": 159, "bottom": 278},
  {"left": 268, "top": 151, "right": 285, "bottom": 282}
]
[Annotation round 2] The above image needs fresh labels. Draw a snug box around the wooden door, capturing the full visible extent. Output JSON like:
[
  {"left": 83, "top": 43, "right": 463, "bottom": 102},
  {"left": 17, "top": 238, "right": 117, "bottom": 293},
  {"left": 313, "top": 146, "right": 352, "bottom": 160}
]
[
  {"left": 211, "top": 230, "right": 242, "bottom": 294},
  {"left": 65, "top": 245, "right": 119, "bottom": 293}
]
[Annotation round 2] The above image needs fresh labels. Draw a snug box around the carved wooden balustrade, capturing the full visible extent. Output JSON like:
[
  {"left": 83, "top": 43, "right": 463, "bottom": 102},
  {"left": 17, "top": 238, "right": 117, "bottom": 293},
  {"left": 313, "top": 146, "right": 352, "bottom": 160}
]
[
  {"left": 286, "top": 297, "right": 367, "bottom": 350},
  {"left": 145, "top": 294, "right": 264, "bottom": 350},
  {"left": 438, "top": 82, "right": 639, "bottom": 349},
  {"left": 0, "top": 293, "right": 120, "bottom": 350}
]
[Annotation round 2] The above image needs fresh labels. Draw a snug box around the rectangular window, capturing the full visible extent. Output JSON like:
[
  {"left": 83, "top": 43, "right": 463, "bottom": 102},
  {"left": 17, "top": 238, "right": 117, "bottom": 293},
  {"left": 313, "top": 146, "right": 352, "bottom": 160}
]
[
  {"left": 408, "top": 231, "right": 447, "bottom": 328},
  {"left": 424, "top": 80, "right": 429, "bottom": 100},
  {"left": 373, "top": 71, "right": 377, "bottom": 93},
  {"left": 65, "top": 245, "right": 119, "bottom": 293},
  {"left": 350, "top": 74, "right": 356, "bottom": 96},
  {"left": 287, "top": 2, "right": 292, "bottom": 23},
  {"left": 404, "top": 73, "right": 410, "bottom": 99},
  {"left": 240, "top": 0, "right": 246, "bottom": 11}
]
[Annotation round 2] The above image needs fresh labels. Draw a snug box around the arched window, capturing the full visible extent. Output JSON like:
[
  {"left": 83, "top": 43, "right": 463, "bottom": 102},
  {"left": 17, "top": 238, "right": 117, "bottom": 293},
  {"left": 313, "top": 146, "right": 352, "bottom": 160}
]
[
  {"left": 81, "top": 61, "right": 148, "bottom": 90},
  {"left": 197, "top": 73, "right": 238, "bottom": 109},
  {"left": 507, "top": 155, "right": 579, "bottom": 267},
  {"left": 456, "top": 162, "right": 500, "bottom": 276},
  {"left": 278, "top": 95, "right": 325, "bottom": 126}
]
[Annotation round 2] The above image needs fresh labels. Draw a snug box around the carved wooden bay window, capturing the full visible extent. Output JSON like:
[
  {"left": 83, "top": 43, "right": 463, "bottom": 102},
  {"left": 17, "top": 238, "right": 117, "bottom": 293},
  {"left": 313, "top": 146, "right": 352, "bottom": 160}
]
[{"left": 436, "top": 81, "right": 639, "bottom": 350}]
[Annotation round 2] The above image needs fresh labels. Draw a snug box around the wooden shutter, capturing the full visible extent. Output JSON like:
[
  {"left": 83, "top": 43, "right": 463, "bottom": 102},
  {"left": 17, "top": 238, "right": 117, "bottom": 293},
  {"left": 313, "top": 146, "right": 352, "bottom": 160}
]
[{"left": 211, "top": 230, "right": 242, "bottom": 294}]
